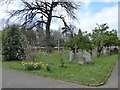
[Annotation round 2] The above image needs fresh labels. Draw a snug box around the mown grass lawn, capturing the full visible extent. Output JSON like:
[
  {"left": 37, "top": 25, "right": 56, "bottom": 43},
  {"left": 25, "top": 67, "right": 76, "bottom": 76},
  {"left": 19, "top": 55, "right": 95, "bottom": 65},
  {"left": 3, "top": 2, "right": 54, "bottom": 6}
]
[{"left": 2, "top": 52, "right": 118, "bottom": 86}]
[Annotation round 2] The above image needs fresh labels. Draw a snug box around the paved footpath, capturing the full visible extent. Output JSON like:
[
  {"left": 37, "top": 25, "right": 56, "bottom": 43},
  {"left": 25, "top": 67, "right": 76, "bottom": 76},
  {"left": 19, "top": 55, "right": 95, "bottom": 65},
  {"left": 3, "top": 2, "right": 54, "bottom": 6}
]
[{"left": 0, "top": 62, "right": 118, "bottom": 88}]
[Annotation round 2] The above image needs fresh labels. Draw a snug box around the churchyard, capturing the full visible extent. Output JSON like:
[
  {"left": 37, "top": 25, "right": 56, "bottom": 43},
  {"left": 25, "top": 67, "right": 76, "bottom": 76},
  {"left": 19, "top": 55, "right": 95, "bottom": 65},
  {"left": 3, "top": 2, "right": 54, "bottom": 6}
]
[
  {"left": 1, "top": 23, "right": 120, "bottom": 86},
  {"left": 1, "top": 24, "right": 119, "bottom": 87},
  {"left": 1, "top": 1, "right": 120, "bottom": 87},
  {"left": 2, "top": 49, "right": 118, "bottom": 86}
]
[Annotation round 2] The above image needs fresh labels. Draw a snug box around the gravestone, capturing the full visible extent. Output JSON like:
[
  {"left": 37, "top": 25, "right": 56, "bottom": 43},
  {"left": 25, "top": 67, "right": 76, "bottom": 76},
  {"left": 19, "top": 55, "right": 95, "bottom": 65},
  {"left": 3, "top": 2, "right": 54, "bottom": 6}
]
[
  {"left": 107, "top": 48, "right": 110, "bottom": 55},
  {"left": 76, "top": 51, "right": 85, "bottom": 64},
  {"left": 92, "top": 48, "right": 98, "bottom": 59},
  {"left": 68, "top": 51, "right": 74, "bottom": 62},
  {"left": 74, "top": 44, "right": 78, "bottom": 53},
  {"left": 102, "top": 47, "right": 107, "bottom": 56},
  {"left": 89, "top": 49, "right": 92, "bottom": 56},
  {"left": 73, "top": 44, "right": 78, "bottom": 62},
  {"left": 83, "top": 52, "right": 92, "bottom": 64},
  {"left": 110, "top": 49, "right": 114, "bottom": 55},
  {"left": 113, "top": 48, "right": 118, "bottom": 54}
]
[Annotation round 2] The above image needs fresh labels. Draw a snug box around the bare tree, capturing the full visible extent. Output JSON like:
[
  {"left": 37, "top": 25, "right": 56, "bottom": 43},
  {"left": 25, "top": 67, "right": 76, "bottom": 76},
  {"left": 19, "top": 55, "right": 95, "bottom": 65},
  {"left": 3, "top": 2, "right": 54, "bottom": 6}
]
[{"left": 2, "top": 0, "right": 80, "bottom": 52}]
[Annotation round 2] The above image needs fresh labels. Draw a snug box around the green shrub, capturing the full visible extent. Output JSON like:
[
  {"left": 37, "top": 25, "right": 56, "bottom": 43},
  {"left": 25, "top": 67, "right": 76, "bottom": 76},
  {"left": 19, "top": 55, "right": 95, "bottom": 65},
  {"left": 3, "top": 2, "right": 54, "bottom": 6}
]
[{"left": 2, "top": 25, "right": 27, "bottom": 61}]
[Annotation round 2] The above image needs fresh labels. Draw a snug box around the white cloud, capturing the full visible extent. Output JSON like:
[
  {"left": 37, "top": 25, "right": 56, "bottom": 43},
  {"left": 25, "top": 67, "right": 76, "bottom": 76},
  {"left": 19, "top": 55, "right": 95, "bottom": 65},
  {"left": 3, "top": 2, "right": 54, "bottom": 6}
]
[
  {"left": 50, "top": 23, "right": 60, "bottom": 30},
  {"left": 50, "top": 1, "right": 119, "bottom": 33},
  {"left": 0, "top": 11, "right": 9, "bottom": 30},
  {"left": 74, "top": 4, "right": 118, "bottom": 33},
  {"left": 73, "top": 0, "right": 119, "bottom": 2},
  {"left": 0, "top": 11, "right": 9, "bottom": 19}
]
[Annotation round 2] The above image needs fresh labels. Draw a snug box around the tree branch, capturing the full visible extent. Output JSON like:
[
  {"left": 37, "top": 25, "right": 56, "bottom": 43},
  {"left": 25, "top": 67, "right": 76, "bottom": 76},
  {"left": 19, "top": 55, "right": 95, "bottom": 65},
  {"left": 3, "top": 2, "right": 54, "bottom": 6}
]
[{"left": 52, "top": 15, "right": 69, "bottom": 29}]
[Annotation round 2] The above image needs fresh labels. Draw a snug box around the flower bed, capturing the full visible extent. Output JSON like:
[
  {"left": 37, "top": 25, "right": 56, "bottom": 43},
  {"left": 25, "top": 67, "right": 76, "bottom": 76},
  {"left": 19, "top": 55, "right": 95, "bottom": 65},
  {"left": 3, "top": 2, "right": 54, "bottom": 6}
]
[{"left": 22, "top": 62, "right": 51, "bottom": 71}]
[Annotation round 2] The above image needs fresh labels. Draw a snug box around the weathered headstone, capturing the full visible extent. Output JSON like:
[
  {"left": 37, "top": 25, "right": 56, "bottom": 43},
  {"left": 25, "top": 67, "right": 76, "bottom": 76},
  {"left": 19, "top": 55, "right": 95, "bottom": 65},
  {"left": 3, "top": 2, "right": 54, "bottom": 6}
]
[
  {"left": 92, "top": 48, "right": 98, "bottom": 59},
  {"left": 102, "top": 47, "right": 107, "bottom": 56},
  {"left": 107, "top": 48, "right": 110, "bottom": 55},
  {"left": 113, "top": 48, "right": 118, "bottom": 54},
  {"left": 68, "top": 51, "right": 74, "bottom": 62},
  {"left": 109, "top": 46, "right": 113, "bottom": 55},
  {"left": 89, "top": 49, "right": 92, "bottom": 56},
  {"left": 110, "top": 49, "right": 114, "bottom": 55},
  {"left": 83, "top": 52, "right": 92, "bottom": 64},
  {"left": 76, "top": 51, "right": 85, "bottom": 64}
]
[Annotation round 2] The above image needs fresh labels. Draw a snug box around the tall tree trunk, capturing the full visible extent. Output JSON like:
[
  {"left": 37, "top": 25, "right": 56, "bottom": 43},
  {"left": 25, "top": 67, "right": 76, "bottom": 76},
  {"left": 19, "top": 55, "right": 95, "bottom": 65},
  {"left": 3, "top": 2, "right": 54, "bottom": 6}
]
[
  {"left": 46, "top": 21, "right": 51, "bottom": 52},
  {"left": 46, "top": 5, "right": 53, "bottom": 52}
]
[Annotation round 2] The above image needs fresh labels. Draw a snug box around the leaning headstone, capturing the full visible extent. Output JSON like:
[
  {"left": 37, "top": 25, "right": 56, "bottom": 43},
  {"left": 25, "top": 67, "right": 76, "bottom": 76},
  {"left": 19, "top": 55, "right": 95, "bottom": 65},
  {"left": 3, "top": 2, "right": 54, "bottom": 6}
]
[
  {"left": 76, "top": 51, "right": 85, "bottom": 64},
  {"left": 83, "top": 52, "right": 92, "bottom": 64},
  {"left": 68, "top": 51, "right": 74, "bottom": 62},
  {"left": 92, "top": 48, "right": 98, "bottom": 59}
]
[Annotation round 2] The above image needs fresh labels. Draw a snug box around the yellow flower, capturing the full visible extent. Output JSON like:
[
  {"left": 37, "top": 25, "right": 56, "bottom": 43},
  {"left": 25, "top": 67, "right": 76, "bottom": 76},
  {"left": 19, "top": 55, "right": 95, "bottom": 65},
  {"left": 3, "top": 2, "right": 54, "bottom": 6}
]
[
  {"left": 46, "top": 64, "right": 48, "bottom": 66},
  {"left": 38, "top": 62, "right": 42, "bottom": 64},
  {"left": 34, "top": 65, "right": 37, "bottom": 68},
  {"left": 22, "top": 62, "right": 24, "bottom": 64},
  {"left": 42, "top": 64, "right": 44, "bottom": 67}
]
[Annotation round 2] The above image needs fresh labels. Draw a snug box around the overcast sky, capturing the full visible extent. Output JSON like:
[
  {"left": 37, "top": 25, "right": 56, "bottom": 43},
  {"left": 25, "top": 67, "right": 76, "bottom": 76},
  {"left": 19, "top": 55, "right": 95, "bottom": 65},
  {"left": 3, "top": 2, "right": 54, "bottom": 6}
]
[{"left": 0, "top": 0, "right": 119, "bottom": 34}]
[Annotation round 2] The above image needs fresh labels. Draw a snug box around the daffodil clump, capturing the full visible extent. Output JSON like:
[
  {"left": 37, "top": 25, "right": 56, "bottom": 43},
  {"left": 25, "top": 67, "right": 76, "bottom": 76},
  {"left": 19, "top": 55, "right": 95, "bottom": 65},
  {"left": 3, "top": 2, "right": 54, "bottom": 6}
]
[
  {"left": 22, "top": 62, "right": 51, "bottom": 71},
  {"left": 45, "top": 64, "right": 51, "bottom": 71}
]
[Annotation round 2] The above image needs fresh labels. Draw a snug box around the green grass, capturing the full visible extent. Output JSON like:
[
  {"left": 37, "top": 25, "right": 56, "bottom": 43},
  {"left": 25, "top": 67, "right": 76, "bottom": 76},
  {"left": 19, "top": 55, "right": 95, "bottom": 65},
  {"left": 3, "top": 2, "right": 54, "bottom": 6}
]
[
  {"left": 0, "top": 55, "right": 2, "bottom": 66},
  {"left": 0, "top": 31, "right": 2, "bottom": 56},
  {"left": 2, "top": 52, "right": 118, "bottom": 85},
  {"left": 54, "top": 50, "right": 70, "bottom": 54}
]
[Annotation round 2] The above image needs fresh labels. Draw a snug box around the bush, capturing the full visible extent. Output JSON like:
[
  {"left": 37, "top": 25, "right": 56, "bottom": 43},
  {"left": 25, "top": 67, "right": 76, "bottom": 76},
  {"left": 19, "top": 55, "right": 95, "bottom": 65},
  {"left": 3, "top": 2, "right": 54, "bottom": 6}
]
[{"left": 2, "top": 25, "right": 27, "bottom": 61}]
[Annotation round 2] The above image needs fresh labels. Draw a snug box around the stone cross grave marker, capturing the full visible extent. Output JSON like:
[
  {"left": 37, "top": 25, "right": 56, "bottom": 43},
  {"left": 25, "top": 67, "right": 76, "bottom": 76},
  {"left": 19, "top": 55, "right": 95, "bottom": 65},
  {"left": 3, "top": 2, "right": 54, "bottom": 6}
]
[
  {"left": 74, "top": 44, "right": 78, "bottom": 53},
  {"left": 73, "top": 44, "right": 78, "bottom": 63}
]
